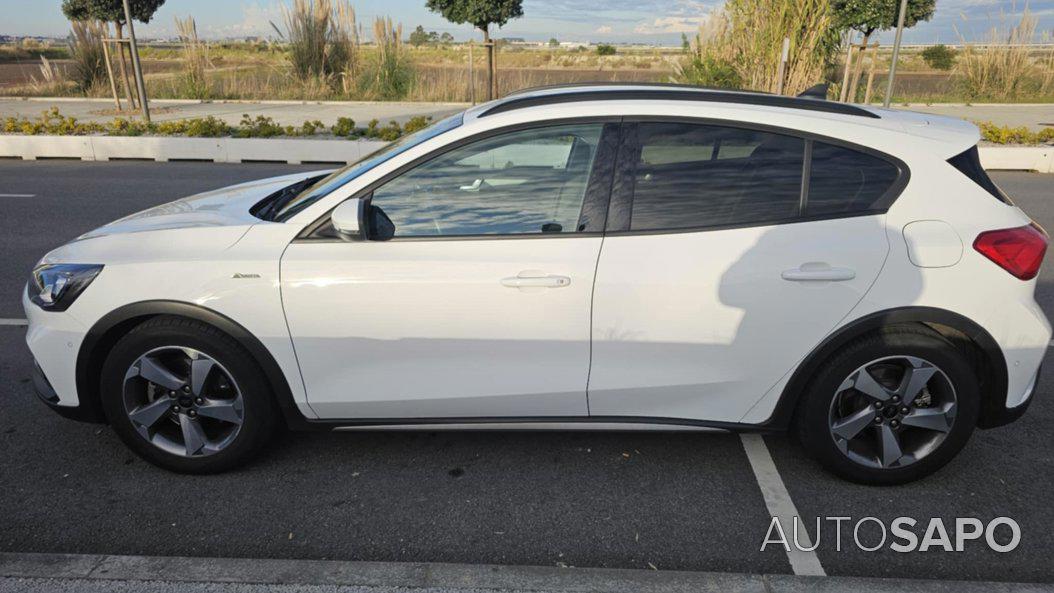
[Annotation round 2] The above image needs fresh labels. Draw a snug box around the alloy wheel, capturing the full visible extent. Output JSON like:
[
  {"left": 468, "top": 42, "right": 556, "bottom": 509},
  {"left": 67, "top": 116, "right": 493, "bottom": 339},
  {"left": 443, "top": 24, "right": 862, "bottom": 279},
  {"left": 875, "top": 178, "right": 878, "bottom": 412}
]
[
  {"left": 122, "top": 346, "right": 244, "bottom": 457},
  {"left": 828, "top": 355, "right": 958, "bottom": 469}
]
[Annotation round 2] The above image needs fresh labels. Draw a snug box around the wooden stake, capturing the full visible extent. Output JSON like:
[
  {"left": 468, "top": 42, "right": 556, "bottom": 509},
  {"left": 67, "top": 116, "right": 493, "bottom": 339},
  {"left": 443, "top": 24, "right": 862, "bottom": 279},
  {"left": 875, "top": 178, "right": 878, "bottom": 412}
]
[
  {"left": 101, "top": 23, "right": 121, "bottom": 110},
  {"left": 864, "top": 43, "right": 879, "bottom": 104},
  {"left": 839, "top": 32, "right": 855, "bottom": 102}
]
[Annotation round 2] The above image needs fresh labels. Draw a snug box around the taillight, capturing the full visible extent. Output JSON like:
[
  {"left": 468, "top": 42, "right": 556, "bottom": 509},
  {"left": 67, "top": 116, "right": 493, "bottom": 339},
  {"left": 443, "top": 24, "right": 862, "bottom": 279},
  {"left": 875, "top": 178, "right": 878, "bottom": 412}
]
[{"left": 973, "top": 223, "right": 1048, "bottom": 280}]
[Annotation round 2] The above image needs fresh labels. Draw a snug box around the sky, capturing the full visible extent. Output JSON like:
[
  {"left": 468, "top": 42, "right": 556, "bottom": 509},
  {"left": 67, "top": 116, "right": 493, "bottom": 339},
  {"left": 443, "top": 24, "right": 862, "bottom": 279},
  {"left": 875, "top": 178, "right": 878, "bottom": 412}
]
[{"left": 2, "top": 0, "right": 1051, "bottom": 45}]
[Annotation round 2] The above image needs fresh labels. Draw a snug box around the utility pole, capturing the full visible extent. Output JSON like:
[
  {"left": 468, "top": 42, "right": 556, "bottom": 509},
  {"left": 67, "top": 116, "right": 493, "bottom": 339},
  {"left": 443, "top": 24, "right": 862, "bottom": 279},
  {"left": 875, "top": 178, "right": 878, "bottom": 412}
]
[
  {"left": 123, "top": 0, "right": 150, "bottom": 122},
  {"left": 883, "top": 0, "right": 909, "bottom": 108}
]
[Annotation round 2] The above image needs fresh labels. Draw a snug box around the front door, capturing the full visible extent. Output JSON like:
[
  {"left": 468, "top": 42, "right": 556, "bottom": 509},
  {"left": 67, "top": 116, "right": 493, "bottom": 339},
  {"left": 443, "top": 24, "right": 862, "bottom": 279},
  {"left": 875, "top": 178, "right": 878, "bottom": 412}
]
[{"left": 281, "top": 121, "right": 618, "bottom": 419}]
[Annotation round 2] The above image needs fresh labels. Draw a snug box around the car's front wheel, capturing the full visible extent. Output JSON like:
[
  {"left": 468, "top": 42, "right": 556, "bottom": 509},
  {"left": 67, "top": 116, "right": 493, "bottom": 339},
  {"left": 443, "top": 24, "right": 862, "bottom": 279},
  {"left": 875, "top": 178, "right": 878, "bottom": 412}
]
[
  {"left": 797, "top": 326, "right": 980, "bottom": 485},
  {"left": 100, "top": 316, "right": 279, "bottom": 473}
]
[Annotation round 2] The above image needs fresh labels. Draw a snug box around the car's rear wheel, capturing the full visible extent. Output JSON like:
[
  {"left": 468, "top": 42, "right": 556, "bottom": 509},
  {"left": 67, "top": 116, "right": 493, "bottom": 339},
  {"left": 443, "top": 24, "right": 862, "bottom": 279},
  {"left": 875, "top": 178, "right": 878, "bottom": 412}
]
[
  {"left": 100, "top": 316, "right": 279, "bottom": 473},
  {"left": 796, "top": 326, "right": 980, "bottom": 485}
]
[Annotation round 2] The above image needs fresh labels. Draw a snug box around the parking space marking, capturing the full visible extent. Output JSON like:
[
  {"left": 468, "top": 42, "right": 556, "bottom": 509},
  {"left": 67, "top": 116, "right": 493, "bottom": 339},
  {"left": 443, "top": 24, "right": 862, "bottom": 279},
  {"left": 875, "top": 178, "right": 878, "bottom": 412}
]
[
  {"left": 0, "top": 193, "right": 36, "bottom": 198},
  {"left": 740, "top": 433, "right": 826, "bottom": 577},
  {"left": 0, "top": 319, "right": 28, "bottom": 326}
]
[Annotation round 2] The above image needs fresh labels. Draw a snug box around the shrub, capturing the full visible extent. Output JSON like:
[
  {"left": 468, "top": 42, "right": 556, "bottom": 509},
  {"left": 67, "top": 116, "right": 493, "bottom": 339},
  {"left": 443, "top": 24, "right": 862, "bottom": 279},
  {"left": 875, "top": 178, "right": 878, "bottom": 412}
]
[
  {"left": 978, "top": 121, "right": 1054, "bottom": 145},
  {"left": 235, "top": 114, "right": 286, "bottom": 138},
  {"left": 402, "top": 115, "right": 431, "bottom": 134},
  {"left": 921, "top": 44, "right": 956, "bottom": 71},
  {"left": 596, "top": 44, "right": 617, "bottom": 56},
  {"left": 331, "top": 117, "right": 356, "bottom": 137}
]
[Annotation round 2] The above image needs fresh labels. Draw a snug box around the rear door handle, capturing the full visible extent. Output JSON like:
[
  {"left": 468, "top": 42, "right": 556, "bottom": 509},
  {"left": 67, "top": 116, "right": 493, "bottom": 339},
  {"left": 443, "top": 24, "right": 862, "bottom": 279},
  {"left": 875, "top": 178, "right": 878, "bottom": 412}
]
[
  {"left": 501, "top": 271, "right": 571, "bottom": 289},
  {"left": 781, "top": 263, "right": 856, "bottom": 282}
]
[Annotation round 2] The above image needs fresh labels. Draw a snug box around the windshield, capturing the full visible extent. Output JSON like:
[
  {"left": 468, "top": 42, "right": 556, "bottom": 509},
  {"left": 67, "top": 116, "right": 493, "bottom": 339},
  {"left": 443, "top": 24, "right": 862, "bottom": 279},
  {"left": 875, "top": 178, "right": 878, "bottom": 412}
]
[{"left": 273, "top": 112, "right": 465, "bottom": 221}]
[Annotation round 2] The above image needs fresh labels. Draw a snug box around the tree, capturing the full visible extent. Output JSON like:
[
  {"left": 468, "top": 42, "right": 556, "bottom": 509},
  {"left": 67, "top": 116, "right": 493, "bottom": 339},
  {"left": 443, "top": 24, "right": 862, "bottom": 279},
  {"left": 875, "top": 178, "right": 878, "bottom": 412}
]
[
  {"left": 440, "top": 32, "right": 455, "bottom": 44},
  {"left": 62, "top": 0, "right": 165, "bottom": 110},
  {"left": 61, "top": 0, "right": 165, "bottom": 24},
  {"left": 921, "top": 44, "right": 956, "bottom": 70},
  {"left": 833, "top": 0, "right": 936, "bottom": 100},
  {"left": 548, "top": 37, "right": 559, "bottom": 47},
  {"left": 409, "top": 25, "right": 431, "bottom": 46},
  {"left": 426, "top": 0, "right": 524, "bottom": 100},
  {"left": 596, "top": 43, "right": 616, "bottom": 56}
]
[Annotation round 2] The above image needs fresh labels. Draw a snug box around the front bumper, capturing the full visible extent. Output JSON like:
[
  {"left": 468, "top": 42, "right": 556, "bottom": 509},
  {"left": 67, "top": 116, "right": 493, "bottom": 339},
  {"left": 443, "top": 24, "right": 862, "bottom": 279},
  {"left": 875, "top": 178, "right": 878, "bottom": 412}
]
[{"left": 31, "top": 359, "right": 105, "bottom": 423}]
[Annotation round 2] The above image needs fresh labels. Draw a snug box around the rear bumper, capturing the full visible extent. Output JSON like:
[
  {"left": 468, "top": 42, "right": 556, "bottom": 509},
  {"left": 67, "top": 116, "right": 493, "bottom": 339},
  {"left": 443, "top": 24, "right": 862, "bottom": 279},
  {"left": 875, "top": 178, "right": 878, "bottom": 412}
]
[{"left": 980, "top": 363, "right": 1039, "bottom": 429}]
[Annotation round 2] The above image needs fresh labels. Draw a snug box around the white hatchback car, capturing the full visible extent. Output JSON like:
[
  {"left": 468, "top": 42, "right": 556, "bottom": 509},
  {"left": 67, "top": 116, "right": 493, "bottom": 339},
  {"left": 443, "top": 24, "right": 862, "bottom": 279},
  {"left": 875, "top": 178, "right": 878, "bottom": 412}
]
[{"left": 25, "top": 84, "right": 1050, "bottom": 483}]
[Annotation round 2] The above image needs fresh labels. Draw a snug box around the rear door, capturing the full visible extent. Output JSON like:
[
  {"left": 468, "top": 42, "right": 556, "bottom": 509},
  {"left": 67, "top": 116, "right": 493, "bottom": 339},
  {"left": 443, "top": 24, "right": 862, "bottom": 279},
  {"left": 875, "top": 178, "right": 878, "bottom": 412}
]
[{"left": 588, "top": 120, "right": 903, "bottom": 423}]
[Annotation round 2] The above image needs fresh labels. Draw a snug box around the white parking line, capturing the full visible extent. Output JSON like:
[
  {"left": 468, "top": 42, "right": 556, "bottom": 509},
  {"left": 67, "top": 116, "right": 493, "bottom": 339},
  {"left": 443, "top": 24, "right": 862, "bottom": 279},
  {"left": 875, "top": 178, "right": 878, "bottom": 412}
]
[
  {"left": 0, "top": 193, "right": 36, "bottom": 198},
  {"left": 0, "top": 319, "right": 28, "bottom": 326},
  {"left": 740, "top": 433, "right": 826, "bottom": 577}
]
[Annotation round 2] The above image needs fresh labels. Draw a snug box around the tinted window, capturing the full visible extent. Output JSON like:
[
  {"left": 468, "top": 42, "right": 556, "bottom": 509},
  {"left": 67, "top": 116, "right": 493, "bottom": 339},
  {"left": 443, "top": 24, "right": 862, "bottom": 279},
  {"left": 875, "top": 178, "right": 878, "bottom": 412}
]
[
  {"left": 628, "top": 123, "right": 805, "bottom": 231},
  {"left": 371, "top": 124, "right": 603, "bottom": 237},
  {"left": 806, "top": 142, "right": 899, "bottom": 215}
]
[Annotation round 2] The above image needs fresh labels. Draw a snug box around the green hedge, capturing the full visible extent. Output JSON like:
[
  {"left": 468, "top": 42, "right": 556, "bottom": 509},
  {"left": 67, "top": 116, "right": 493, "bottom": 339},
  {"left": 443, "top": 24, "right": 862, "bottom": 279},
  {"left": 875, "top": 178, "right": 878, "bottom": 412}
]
[
  {"left": 2, "top": 108, "right": 432, "bottom": 140},
  {"left": 977, "top": 121, "right": 1054, "bottom": 145}
]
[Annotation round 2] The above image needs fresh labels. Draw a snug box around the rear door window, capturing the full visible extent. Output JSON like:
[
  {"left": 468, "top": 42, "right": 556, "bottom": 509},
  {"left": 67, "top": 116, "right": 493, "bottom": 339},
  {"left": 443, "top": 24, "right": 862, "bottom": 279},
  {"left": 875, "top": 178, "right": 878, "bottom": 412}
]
[
  {"left": 627, "top": 122, "right": 805, "bottom": 231},
  {"left": 806, "top": 142, "right": 901, "bottom": 216}
]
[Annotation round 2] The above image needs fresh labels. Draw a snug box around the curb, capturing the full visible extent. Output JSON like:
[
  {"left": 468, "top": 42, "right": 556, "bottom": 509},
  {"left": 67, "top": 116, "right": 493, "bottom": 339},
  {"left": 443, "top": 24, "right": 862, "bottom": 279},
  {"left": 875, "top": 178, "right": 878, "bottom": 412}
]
[
  {"left": 0, "top": 135, "right": 388, "bottom": 165},
  {"left": 2, "top": 552, "right": 1053, "bottom": 593},
  {"left": 0, "top": 135, "right": 1049, "bottom": 171}
]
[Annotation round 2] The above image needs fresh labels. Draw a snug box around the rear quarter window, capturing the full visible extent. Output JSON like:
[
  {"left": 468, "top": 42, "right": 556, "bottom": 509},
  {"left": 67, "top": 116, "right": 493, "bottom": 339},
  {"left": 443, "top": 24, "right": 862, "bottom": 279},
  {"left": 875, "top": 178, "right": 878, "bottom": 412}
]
[{"left": 948, "top": 146, "right": 1012, "bottom": 204}]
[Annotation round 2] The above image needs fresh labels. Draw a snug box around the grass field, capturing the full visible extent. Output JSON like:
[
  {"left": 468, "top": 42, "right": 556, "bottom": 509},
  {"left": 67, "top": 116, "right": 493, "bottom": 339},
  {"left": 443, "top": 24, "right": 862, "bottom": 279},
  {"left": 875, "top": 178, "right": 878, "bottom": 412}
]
[{"left": 1, "top": 41, "right": 1052, "bottom": 104}]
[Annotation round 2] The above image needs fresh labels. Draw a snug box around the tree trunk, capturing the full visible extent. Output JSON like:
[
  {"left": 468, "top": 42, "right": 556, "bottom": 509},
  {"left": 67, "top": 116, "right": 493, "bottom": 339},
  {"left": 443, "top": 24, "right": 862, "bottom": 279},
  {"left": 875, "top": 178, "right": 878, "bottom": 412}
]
[
  {"left": 482, "top": 25, "right": 493, "bottom": 102},
  {"left": 114, "top": 22, "right": 137, "bottom": 109},
  {"left": 847, "top": 31, "right": 871, "bottom": 103}
]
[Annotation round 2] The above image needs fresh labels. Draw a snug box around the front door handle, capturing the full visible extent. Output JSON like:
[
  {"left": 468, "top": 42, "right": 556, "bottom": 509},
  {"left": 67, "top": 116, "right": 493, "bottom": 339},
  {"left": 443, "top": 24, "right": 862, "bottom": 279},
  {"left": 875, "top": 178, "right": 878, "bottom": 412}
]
[
  {"left": 781, "top": 263, "right": 856, "bottom": 282},
  {"left": 501, "top": 271, "right": 571, "bottom": 289}
]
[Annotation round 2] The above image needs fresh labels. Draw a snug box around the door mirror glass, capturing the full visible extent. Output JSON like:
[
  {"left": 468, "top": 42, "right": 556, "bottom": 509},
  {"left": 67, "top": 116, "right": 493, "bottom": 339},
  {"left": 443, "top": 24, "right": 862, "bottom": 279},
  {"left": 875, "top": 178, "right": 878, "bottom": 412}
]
[{"left": 331, "top": 199, "right": 365, "bottom": 240}]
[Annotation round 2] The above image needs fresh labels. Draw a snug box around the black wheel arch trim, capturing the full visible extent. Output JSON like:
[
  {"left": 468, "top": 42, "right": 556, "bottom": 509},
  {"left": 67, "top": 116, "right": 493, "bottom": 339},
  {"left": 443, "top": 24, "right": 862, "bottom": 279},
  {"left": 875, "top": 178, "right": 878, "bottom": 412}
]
[
  {"left": 761, "top": 306, "right": 1011, "bottom": 431},
  {"left": 76, "top": 300, "right": 312, "bottom": 429}
]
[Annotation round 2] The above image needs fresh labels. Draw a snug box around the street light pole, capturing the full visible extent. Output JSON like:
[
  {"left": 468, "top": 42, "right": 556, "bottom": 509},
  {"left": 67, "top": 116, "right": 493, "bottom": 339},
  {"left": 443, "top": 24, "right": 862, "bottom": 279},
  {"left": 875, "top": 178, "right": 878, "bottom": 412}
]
[
  {"left": 883, "top": 0, "right": 909, "bottom": 108},
  {"left": 122, "top": 0, "right": 150, "bottom": 122}
]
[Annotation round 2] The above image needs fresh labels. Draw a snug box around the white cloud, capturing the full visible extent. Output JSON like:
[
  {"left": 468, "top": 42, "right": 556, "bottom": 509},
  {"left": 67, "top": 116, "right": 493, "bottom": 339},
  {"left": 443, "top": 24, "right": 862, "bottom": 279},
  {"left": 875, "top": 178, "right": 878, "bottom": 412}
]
[
  {"left": 595, "top": 25, "right": 613, "bottom": 34},
  {"left": 633, "top": 15, "right": 706, "bottom": 34},
  {"left": 204, "top": 2, "right": 284, "bottom": 38}
]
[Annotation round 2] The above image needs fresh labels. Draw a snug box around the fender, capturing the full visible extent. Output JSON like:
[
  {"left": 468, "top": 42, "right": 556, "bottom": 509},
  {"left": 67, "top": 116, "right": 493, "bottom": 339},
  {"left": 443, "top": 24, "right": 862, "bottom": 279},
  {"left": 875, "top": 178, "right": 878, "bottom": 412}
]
[
  {"left": 761, "top": 306, "right": 1009, "bottom": 431},
  {"left": 76, "top": 300, "right": 311, "bottom": 429}
]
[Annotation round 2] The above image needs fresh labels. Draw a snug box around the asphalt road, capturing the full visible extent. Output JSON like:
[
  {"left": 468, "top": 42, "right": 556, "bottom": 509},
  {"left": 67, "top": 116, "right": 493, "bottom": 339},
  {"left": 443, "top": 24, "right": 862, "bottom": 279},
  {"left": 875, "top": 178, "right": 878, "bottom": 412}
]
[{"left": 0, "top": 162, "right": 1052, "bottom": 583}]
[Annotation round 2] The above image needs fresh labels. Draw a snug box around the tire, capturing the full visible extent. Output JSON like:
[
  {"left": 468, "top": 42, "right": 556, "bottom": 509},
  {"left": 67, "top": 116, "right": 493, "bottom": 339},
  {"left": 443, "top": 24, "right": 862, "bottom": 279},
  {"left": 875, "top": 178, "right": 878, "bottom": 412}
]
[
  {"left": 796, "top": 325, "right": 980, "bottom": 485},
  {"left": 100, "top": 315, "right": 279, "bottom": 474}
]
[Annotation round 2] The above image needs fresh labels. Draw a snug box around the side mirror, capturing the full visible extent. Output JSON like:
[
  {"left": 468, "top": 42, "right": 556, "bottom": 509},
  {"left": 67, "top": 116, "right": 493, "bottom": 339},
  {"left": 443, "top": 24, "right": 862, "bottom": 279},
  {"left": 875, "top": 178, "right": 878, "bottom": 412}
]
[{"left": 331, "top": 199, "right": 365, "bottom": 241}]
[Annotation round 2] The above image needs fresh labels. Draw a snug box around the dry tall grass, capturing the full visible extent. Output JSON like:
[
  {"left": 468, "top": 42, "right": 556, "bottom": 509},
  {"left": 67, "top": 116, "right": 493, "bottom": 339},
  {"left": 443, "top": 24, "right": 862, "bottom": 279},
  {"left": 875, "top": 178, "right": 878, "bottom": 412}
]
[
  {"left": 364, "top": 17, "right": 412, "bottom": 99},
  {"left": 174, "top": 16, "right": 211, "bottom": 99},
  {"left": 67, "top": 20, "right": 107, "bottom": 92},
  {"left": 677, "top": 0, "right": 838, "bottom": 94},
  {"left": 956, "top": 10, "right": 1053, "bottom": 100}
]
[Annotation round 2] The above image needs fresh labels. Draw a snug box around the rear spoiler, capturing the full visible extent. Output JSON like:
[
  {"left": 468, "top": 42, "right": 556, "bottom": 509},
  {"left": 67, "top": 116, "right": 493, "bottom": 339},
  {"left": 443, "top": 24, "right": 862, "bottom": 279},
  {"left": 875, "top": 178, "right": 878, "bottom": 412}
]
[{"left": 797, "top": 83, "right": 829, "bottom": 100}]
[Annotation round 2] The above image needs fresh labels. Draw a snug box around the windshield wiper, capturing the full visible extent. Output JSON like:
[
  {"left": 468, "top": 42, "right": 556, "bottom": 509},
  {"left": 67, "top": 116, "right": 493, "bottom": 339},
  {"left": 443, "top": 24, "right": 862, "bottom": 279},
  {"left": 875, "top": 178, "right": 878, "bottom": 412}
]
[{"left": 254, "top": 175, "right": 327, "bottom": 221}]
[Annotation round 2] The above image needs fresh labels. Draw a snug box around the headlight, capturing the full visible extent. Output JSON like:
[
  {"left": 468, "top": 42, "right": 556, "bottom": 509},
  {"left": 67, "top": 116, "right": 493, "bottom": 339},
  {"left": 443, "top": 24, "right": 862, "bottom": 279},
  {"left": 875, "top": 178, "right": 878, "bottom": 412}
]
[{"left": 29, "top": 264, "right": 103, "bottom": 311}]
